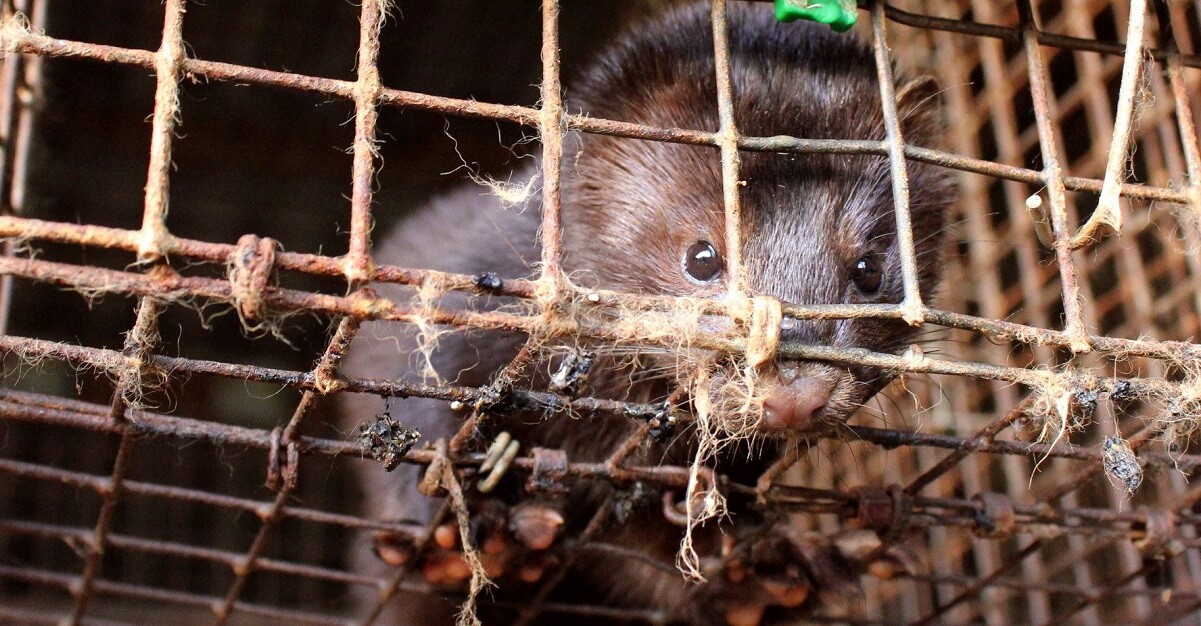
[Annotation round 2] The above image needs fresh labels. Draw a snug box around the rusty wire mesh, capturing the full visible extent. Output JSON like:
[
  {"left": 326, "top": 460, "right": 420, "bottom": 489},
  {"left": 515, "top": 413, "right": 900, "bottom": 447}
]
[{"left": 1, "top": 0, "right": 1200, "bottom": 624}]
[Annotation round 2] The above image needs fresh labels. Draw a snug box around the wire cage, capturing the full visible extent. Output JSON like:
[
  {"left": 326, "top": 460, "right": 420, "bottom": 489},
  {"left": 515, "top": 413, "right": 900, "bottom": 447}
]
[{"left": 1, "top": 0, "right": 1200, "bottom": 624}]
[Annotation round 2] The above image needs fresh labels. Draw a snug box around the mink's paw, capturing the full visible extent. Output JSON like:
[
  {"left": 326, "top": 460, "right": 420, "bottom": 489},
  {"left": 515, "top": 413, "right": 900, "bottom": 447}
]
[
  {"left": 372, "top": 500, "right": 565, "bottom": 588},
  {"left": 702, "top": 525, "right": 837, "bottom": 626},
  {"left": 700, "top": 525, "right": 918, "bottom": 626}
]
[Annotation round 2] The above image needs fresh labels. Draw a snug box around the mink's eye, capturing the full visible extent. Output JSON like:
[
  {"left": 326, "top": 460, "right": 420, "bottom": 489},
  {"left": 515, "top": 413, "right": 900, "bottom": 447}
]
[
  {"left": 852, "top": 254, "right": 883, "bottom": 294},
  {"left": 683, "top": 241, "right": 722, "bottom": 283}
]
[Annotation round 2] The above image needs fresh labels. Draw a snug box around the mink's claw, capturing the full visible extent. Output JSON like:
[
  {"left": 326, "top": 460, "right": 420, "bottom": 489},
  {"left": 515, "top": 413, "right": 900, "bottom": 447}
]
[
  {"left": 834, "top": 529, "right": 922, "bottom": 580},
  {"left": 373, "top": 529, "right": 416, "bottom": 567},
  {"left": 724, "top": 603, "right": 766, "bottom": 626},
  {"left": 372, "top": 500, "right": 565, "bottom": 589},
  {"left": 509, "top": 503, "right": 565, "bottom": 551},
  {"left": 696, "top": 525, "right": 925, "bottom": 624},
  {"left": 518, "top": 552, "right": 561, "bottom": 583},
  {"left": 433, "top": 522, "right": 459, "bottom": 550},
  {"left": 696, "top": 523, "right": 869, "bottom": 626}
]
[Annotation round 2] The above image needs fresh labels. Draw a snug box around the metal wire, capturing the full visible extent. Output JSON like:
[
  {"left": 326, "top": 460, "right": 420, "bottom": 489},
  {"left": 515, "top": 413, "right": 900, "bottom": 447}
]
[{"left": 0, "top": 0, "right": 1200, "bottom": 625}]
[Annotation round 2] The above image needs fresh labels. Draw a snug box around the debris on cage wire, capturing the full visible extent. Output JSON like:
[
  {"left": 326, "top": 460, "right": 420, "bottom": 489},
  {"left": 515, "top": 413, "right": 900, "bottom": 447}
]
[
  {"left": 1102, "top": 435, "right": 1144, "bottom": 494},
  {"left": 647, "top": 400, "right": 681, "bottom": 442},
  {"left": 548, "top": 348, "right": 595, "bottom": 396},
  {"left": 474, "top": 272, "right": 504, "bottom": 292},
  {"left": 357, "top": 412, "right": 422, "bottom": 472}
]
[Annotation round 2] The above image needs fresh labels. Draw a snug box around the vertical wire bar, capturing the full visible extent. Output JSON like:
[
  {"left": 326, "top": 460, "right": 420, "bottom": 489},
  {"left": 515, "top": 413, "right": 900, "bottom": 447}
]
[
  {"left": 870, "top": 1, "right": 924, "bottom": 325},
  {"left": 537, "top": 0, "right": 565, "bottom": 288},
  {"left": 1059, "top": 6, "right": 1149, "bottom": 620},
  {"left": 1062, "top": 0, "right": 1164, "bottom": 376},
  {"left": 0, "top": 0, "right": 42, "bottom": 335},
  {"left": 701, "top": 4, "right": 748, "bottom": 585},
  {"left": 970, "top": 0, "right": 1057, "bottom": 363},
  {"left": 1028, "top": 13, "right": 1139, "bottom": 619},
  {"left": 0, "top": 0, "right": 22, "bottom": 159},
  {"left": 68, "top": 297, "right": 165, "bottom": 625},
  {"left": 0, "top": 0, "right": 17, "bottom": 337},
  {"left": 3, "top": 0, "right": 40, "bottom": 217},
  {"left": 213, "top": 317, "right": 362, "bottom": 624},
  {"left": 1154, "top": 1, "right": 1201, "bottom": 608},
  {"left": 710, "top": 0, "right": 747, "bottom": 295},
  {"left": 137, "top": 0, "right": 186, "bottom": 262},
  {"left": 1017, "top": 0, "right": 1091, "bottom": 354},
  {"left": 346, "top": 0, "right": 387, "bottom": 285},
  {"left": 1072, "top": 0, "right": 1148, "bottom": 248},
  {"left": 68, "top": 0, "right": 186, "bottom": 617},
  {"left": 1160, "top": 2, "right": 1201, "bottom": 210}
]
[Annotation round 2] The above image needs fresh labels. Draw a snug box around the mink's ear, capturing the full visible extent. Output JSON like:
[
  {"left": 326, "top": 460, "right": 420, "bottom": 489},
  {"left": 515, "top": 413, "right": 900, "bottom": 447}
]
[{"left": 894, "top": 75, "right": 944, "bottom": 144}]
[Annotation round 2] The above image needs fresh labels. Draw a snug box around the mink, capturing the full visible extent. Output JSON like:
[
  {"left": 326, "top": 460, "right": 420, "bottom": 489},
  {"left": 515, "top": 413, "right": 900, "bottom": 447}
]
[{"left": 339, "top": 3, "right": 953, "bottom": 624}]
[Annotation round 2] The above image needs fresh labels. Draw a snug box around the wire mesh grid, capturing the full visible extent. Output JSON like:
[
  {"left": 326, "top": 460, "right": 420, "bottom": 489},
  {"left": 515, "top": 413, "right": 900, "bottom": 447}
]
[{"left": 0, "top": 0, "right": 1200, "bottom": 624}]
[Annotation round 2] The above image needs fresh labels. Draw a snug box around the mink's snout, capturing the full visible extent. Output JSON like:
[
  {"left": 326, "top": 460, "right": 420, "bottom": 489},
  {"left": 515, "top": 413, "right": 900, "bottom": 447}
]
[
  {"left": 755, "top": 362, "right": 857, "bottom": 434},
  {"left": 761, "top": 376, "right": 831, "bottom": 432}
]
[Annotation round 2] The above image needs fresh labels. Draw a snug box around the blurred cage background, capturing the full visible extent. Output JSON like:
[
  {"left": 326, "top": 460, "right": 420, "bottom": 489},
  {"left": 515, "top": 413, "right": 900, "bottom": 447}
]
[{"left": 0, "top": 0, "right": 1198, "bottom": 625}]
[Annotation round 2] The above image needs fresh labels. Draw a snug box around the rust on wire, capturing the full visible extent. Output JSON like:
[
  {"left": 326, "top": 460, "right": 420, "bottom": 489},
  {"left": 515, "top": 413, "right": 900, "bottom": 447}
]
[
  {"left": 63, "top": 0, "right": 188, "bottom": 617},
  {"left": 537, "top": 0, "right": 566, "bottom": 290},
  {"left": 137, "top": 0, "right": 185, "bottom": 263},
  {"left": 345, "top": 0, "right": 386, "bottom": 286},
  {"left": 212, "top": 316, "right": 362, "bottom": 624}
]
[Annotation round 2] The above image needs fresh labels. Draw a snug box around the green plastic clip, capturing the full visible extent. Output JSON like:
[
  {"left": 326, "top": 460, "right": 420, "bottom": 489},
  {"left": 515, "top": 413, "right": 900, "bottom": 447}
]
[{"left": 774, "top": 0, "right": 858, "bottom": 32}]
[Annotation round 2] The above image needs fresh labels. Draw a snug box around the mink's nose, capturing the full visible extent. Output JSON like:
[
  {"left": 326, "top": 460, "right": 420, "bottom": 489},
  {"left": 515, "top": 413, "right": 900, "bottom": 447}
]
[{"left": 761, "top": 376, "right": 833, "bottom": 432}]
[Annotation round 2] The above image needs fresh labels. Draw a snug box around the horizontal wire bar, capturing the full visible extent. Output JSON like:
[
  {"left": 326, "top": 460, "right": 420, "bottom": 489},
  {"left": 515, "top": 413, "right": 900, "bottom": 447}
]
[
  {"left": 4, "top": 215, "right": 1197, "bottom": 364},
  {"left": 0, "top": 20, "right": 1190, "bottom": 205},
  {"left": 2, "top": 253, "right": 1199, "bottom": 417},
  {"left": 6, "top": 387, "right": 1201, "bottom": 529},
  {"left": 0, "top": 564, "right": 355, "bottom": 626},
  {"left": 5, "top": 327, "right": 1200, "bottom": 473}
]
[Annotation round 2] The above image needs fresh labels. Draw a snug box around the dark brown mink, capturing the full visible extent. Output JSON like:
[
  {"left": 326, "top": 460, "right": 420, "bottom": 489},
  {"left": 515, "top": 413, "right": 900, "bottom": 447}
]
[{"left": 338, "top": 2, "right": 954, "bottom": 625}]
